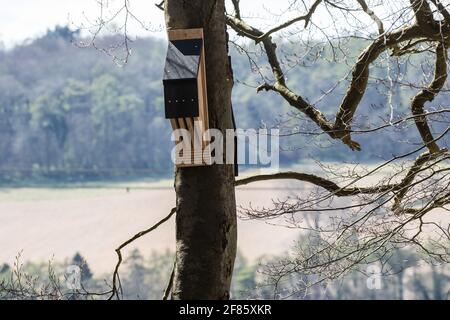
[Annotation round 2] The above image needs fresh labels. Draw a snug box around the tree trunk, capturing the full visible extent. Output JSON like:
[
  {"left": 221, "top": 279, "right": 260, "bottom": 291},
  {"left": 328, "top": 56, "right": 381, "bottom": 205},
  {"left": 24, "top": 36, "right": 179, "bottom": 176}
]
[{"left": 165, "top": 0, "right": 237, "bottom": 299}]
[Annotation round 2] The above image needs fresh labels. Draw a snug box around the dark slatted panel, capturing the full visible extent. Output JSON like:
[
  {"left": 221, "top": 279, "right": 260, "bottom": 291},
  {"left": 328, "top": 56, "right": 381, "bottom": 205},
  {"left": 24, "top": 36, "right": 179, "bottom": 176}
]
[{"left": 163, "top": 79, "right": 199, "bottom": 118}]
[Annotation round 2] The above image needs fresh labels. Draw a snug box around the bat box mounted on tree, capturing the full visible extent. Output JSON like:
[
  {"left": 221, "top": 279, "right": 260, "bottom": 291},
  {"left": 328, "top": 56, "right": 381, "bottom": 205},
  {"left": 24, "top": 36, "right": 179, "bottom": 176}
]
[{"left": 163, "top": 28, "right": 212, "bottom": 167}]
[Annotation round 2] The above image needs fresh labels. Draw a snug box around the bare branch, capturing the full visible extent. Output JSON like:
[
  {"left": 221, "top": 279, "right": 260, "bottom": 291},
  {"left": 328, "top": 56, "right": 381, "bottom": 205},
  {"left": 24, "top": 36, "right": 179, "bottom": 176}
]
[
  {"left": 231, "top": 0, "right": 241, "bottom": 19},
  {"left": 162, "top": 260, "right": 176, "bottom": 300},
  {"left": 411, "top": 42, "right": 448, "bottom": 153},
  {"left": 410, "top": 0, "right": 438, "bottom": 30},
  {"left": 236, "top": 171, "right": 395, "bottom": 196},
  {"left": 393, "top": 149, "right": 449, "bottom": 212},
  {"left": 333, "top": 25, "right": 425, "bottom": 141},
  {"left": 430, "top": 0, "right": 450, "bottom": 23},
  {"left": 356, "top": 0, "right": 385, "bottom": 35},
  {"left": 254, "top": 0, "right": 323, "bottom": 43},
  {"left": 109, "top": 207, "right": 176, "bottom": 300},
  {"left": 156, "top": 1, "right": 165, "bottom": 11}
]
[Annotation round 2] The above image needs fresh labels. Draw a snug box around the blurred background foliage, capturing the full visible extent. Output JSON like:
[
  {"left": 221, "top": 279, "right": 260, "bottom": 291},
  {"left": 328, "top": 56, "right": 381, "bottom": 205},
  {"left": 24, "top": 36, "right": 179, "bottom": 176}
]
[
  {"left": 1, "top": 244, "right": 448, "bottom": 300},
  {"left": 1, "top": 26, "right": 448, "bottom": 184}
]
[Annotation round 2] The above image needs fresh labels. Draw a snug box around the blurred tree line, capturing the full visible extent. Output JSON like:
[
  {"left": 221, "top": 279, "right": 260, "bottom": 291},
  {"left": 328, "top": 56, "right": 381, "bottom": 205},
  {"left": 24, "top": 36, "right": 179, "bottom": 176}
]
[
  {"left": 0, "top": 246, "right": 448, "bottom": 300},
  {"left": 0, "top": 26, "right": 448, "bottom": 183},
  {"left": 0, "top": 27, "right": 170, "bottom": 182}
]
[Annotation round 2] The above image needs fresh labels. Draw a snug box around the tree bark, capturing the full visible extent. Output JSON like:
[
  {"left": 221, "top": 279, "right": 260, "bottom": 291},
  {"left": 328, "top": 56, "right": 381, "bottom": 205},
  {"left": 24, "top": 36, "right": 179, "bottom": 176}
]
[{"left": 165, "top": 0, "right": 237, "bottom": 299}]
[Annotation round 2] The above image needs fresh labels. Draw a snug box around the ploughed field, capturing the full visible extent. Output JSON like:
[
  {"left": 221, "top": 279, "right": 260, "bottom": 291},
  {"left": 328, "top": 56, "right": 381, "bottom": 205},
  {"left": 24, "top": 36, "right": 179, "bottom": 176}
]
[{"left": 0, "top": 178, "right": 303, "bottom": 273}]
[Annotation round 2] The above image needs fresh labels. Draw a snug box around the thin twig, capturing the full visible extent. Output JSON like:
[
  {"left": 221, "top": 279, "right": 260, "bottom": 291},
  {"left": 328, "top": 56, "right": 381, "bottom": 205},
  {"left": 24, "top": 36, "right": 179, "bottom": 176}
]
[
  {"left": 162, "top": 259, "right": 176, "bottom": 300},
  {"left": 109, "top": 207, "right": 176, "bottom": 300}
]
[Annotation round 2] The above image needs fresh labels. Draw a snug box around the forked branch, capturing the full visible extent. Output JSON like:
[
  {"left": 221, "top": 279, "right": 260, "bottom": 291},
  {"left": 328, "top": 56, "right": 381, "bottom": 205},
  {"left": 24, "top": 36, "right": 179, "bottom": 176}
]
[
  {"left": 411, "top": 43, "right": 448, "bottom": 154},
  {"left": 227, "top": 0, "right": 450, "bottom": 151}
]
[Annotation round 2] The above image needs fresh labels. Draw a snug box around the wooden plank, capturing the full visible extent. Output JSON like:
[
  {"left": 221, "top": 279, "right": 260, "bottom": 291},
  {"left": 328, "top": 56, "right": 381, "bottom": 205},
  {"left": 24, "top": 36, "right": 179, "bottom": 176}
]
[
  {"left": 176, "top": 118, "right": 190, "bottom": 164},
  {"left": 185, "top": 117, "right": 195, "bottom": 139},
  {"left": 168, "top": 28, "right": 204, "bottom": 41},
  {"left": 197, "top": 44, "right": 210, "bottom": 149},
  {"left": 193, "top": 118, "right": 203, "bottom": 147},
  {"left": 200, "top": 38, "right": 209, "bottom": 130},
  {"left": 170, "top": 119, "right": 179, "bottom": 131},
  {"left": 177, "top": 118, "right": 187, "bottom": 130},
  {"left": 185, "top": 117, "right": 199, "bottom": 154},
  {"left": 199, "top": 34, "right": 212, "bottom": 165}
]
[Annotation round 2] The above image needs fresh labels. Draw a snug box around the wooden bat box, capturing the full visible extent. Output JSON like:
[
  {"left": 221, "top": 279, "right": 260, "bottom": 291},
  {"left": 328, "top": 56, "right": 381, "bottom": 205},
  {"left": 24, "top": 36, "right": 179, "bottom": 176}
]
[{"left": 163, "top": 28, "right": 211, "bottom": 167}]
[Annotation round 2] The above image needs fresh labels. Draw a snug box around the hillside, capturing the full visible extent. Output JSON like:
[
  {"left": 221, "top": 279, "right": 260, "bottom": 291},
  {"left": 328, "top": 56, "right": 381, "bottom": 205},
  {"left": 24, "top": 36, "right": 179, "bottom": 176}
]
[{"left": 0, "top": 27, "right": 448, "bottom": 182}]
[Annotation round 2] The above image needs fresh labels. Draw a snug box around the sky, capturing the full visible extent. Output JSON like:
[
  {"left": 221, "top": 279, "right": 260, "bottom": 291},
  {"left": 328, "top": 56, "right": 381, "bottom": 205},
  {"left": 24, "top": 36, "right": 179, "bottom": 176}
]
[
  {"left": 0, "top": 0, "right": 162, "bottom": 48},
  {"left": 0, "top": 0, "right": 400, "bottom": 50},
  {"left": 0, "top": 0, "right": 295, "bottom": 49}
]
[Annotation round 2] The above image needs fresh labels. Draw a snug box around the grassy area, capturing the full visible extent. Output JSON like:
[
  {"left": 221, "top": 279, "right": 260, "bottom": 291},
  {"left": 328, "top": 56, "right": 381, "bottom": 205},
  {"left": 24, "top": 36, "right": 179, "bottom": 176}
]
[
  {"left": 0, "top": 178, "right": 174, "bottom": 202},
  {"left": 0, "top": 161, "right": 401, "bottom": 202}
]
